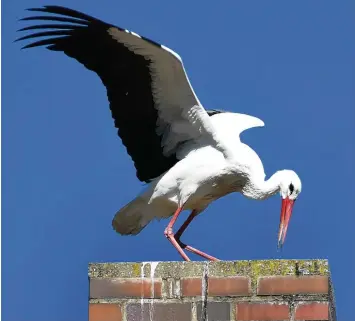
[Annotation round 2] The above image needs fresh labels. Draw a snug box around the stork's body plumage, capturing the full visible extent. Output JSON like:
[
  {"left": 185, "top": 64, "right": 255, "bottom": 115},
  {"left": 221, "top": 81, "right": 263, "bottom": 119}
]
[{"left": 17, "top": 5, "right": 302, "bottom": 261}]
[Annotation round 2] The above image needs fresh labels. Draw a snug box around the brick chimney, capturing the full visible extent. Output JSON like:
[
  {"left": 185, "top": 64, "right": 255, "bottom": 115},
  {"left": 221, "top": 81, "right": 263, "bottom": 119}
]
[{"left": 88, "top": 259, "right": 336, "bottom": 321}]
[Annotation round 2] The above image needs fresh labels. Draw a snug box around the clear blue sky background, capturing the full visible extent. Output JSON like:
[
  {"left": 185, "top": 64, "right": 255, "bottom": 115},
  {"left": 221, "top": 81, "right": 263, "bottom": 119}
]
[{"left": 3, "top": 1, "right": 355, "bottom": 320}]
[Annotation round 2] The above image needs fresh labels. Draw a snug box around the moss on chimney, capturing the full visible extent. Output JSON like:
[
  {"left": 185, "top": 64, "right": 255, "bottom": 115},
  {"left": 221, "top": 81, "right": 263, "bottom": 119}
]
[{"left": 89, "top": 259, "right": 329, "bottom": 281}]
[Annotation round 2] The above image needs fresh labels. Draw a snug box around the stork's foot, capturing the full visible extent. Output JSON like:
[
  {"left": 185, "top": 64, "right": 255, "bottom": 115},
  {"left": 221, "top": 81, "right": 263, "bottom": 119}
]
[
  {"left": 175, "top": 235, "right": 220, "bottom": 262},
  {"left": 164, "top": 207, "right": 219, "bottom": 262},
  {"left": 164, "top": 227, "right": 191, "bottom": 261}
]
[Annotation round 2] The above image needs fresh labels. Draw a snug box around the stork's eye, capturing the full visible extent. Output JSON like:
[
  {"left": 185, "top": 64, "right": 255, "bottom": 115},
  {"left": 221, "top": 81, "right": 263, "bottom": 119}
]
[{"left": 289, "top": 183, "right": 294, "bottom": 194}]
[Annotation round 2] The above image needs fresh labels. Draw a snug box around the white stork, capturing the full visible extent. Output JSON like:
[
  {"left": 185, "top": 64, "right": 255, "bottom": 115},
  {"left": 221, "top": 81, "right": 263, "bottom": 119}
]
[{"left": 17, "top": 5, "right": 302, "bottom": 261}]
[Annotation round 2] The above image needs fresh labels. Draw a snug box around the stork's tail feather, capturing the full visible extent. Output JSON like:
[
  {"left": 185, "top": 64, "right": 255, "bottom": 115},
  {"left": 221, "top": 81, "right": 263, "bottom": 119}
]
[{"left": 112, "top": 196, "right": 152, "bottom": 235}]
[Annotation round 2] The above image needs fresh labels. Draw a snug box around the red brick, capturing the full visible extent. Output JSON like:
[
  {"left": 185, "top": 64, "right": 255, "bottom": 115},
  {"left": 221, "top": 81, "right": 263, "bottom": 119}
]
[
  {"left": 181, "top": 277, "right": 251, "bottom": 296},
  {"left": 90, "top": 278, "right": 162, "bottom": 298},
  {"left": 295, "top": 302, "right": 329, "bottom": 320},
  {"left": 236, "top": 302, "right": 289, "bottom": 321},
  {"left": 89, "top": 303, "right": 122, "bottom": 321},
  {"left": 258, "top": 276, "right": 328, "bottom": 295},
  {"left": 181, "top": 278, "right": 202, "bottom": 296},
  {"left": 209, "top": 277, "right": 251, "bottom": 296}
]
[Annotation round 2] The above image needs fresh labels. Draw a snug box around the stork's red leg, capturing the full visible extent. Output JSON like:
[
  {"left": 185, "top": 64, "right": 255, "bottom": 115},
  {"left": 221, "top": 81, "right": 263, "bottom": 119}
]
[
  {"left": 175, "top": 210, "right": 220, "bottom": 262},
  {"left": 164, "top": 207, "right": 191, "bottom": 261}
]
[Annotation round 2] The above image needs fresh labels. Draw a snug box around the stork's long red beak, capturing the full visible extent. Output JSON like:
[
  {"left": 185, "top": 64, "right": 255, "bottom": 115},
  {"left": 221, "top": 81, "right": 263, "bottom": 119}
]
[{"left": 277, "top": 197, "right": 295, "bottom": 249}]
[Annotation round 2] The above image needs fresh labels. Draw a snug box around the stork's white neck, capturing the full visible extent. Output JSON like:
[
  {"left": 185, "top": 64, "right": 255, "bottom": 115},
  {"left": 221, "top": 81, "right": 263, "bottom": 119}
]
[{"left": 242, "top": 171, "right": 283, "bottom": 200}]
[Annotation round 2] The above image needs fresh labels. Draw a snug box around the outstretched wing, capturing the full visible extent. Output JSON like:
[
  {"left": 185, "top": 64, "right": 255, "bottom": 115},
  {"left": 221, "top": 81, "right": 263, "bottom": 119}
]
[{"left": 17, "top": 5, "right": 222, "bottom": 182}]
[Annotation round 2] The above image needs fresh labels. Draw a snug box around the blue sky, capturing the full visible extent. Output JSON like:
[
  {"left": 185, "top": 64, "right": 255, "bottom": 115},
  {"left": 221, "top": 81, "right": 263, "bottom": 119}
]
[{"left": 3, "top": 1, "right": 354, "bottom": 320}]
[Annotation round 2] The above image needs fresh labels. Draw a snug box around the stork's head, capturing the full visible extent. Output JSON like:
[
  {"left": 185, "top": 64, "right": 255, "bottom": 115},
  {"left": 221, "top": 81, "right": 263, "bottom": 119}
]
[{"left": 277, "top": 170, "right": 302, "bottom": 249}]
